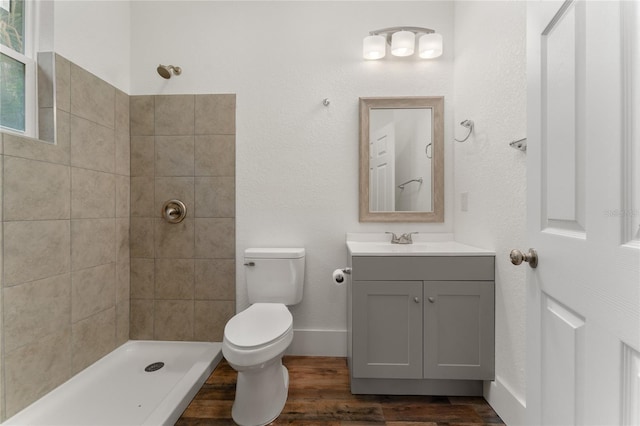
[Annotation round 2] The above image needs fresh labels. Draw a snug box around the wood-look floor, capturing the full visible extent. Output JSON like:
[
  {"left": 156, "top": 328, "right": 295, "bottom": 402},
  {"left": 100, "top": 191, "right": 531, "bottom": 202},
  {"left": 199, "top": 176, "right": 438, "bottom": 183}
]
[{"left": 176, "top": 356, "right": 504, "bottom": 425}]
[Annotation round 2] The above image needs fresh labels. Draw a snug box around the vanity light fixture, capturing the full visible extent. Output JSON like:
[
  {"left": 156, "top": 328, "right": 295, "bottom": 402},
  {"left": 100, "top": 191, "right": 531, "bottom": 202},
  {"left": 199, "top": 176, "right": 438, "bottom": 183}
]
[{"left": 363, "top": 26, "right": 443, "bottom": 60}]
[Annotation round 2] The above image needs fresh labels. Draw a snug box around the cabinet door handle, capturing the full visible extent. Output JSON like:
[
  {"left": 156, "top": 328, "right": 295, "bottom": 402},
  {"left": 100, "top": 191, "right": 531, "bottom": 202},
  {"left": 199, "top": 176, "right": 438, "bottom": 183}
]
[
  {"left": 414, "top": 297, "right": 420, "bottom": 303},
  {"left": 428, "top": 297, "right": 435, "bottom": 303}
]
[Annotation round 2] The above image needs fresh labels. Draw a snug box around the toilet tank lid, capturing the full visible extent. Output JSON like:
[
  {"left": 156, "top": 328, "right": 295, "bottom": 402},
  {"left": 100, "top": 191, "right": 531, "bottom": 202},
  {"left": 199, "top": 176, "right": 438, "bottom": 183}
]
[{"left": 244, "top": 248, "right": 305, "bottom": 259}]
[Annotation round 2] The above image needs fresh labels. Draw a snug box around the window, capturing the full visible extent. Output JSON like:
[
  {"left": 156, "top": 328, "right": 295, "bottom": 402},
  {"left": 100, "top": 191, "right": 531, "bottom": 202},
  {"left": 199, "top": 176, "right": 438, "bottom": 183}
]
[{"left": 0, "top": 0, "right": 35, "bottom": 136}]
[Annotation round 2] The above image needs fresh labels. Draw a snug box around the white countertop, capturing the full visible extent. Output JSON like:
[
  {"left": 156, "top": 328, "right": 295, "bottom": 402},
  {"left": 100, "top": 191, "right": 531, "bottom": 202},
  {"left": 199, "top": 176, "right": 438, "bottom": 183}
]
[{"left": 346, "top": 233, "right": 495, "bottom": 256}]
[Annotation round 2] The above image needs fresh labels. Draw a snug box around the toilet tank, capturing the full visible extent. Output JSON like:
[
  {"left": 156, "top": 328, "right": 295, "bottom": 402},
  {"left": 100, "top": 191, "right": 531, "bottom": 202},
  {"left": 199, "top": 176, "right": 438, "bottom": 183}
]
[{"left": 245, "top": 248, "right": 305, "bottom": 305}]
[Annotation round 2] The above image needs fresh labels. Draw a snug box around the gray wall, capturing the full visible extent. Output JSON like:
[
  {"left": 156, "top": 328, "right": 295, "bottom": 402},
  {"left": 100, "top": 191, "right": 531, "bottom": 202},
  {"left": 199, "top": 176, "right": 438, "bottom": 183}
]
[{"left": 0, "top": 54, "right": 130, "bottom": 418}]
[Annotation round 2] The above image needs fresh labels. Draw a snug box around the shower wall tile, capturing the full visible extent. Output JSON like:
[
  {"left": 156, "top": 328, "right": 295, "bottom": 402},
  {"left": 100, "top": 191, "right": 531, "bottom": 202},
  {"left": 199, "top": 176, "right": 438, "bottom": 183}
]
[
  {"left": 55, "top": 54, "right": 71, "bottom": 113},
  {"left": 4, "top": 220, "right": 71, "bottom": 286},
  {"left": 195, "top": 94, "right": 236, "bottom": 135},
  {"left": 130, "top": 299, "right": 154, "bottom": 340},
  {"left": 155, "top": 136, "right": 195, "bottom": 176},
  {"left": 155, "top": 177, "right": 194, "bottom": 218},
  {"left": 131, "top": 176, "right": 155, "bottom": 217},
  {"left": 115, "top": 89, "right": 130, "bottom": 136},
  {"left": 129, "top": 91, "right": 236, "bottom": 344},
  {"left": 130, "top": 96, "right": 154, "bottom": 136},
  {"left": 154, "top": 300, "right": 194, "bottom": 341},
  {"left": 71, "top": 218, "right": 116, "bottom": 271},
  {"left": 155, "top": 95, "right": 195, "bottom": 135},
  {"left": 3, "top": 156, "right": 70, "bottom": 221},
  {"left": 116, "top": 259, "right": 130, "bottom": 303},
  {"left": 155, "top": 218, "right": 195, "bottom": 259},
  {"left": 71, "top": 263, "right": 116, "bottom": 323},
  {"left": 195, "top": 177, "right": 235, "bottom": 218},
  {"left": 3, "top": 273, "right": 71, "bottom": 353},
  {"left": 56, "top": 110, "right": 71, "bottom": 159},
  {"left": 115, "top": 175, "right": 130, "bottom": 218},
  {"left": 195, "top": 259, "right": 235, "bottom": 300},
  {"left": 131, "top": 258, "right": 154, "bottom": 299},
  {"left": 195, "top": 218, "right": 235, "bottom": 259},
  {"left": 71, "top": 167, "right": 115, "bottom": 219},
  {"left": 130, "top": 136, "right": 155, "bottom": 176},
  {"left": 70, "top": 115, "right": 115, "bottom": 173},
  {"left": 155, "top": 259, "right": 195, "bottom": 300},
  {"left": 116, "top": 302, "right": 129, "bottom": 346},
  {"left": 194, "top": 135, "right": 235, "bottom": 177},
  {"left": 130, "top": 218, "right": 155, "bottom": 258},
  {"left": 71, "top": 307, "right": 116, "bottom": 374},
  {"left": 4, "top": 329, "right": 72, "bottom": 418},
  {"left": 194, "top": 300, "right": 235, "bottom": 342},
  {"left": 70, "top": 63, "right": 115, "bottom": 129},
  {"left": 116, "top": 218, "right": 130, "bottom": 262},
  {"left": 115, "top": 89, "right": 131, "bottom": 176},
  {"left": 115, "top": 132, "right": 131, "bottom": 177},
  {"left": 3, "top": 129, "right": 70, "bottom": 165},
  {"left": 1, "top": 56, "right": 130, "bottom": 420},
  {"left": 0, "top": 157, "right": 3, "bottom": 217}
]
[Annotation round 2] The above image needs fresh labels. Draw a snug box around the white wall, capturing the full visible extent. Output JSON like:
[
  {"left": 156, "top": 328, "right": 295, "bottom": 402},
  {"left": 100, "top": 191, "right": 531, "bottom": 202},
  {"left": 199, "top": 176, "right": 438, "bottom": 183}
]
[
  {"left": 52, "top": 0, "right": 131, "bottom": 92},
  {"left": 453, "top": 2, "right": 527, "bottom": 423},
  {"left": 130, "top": 1, "right": 455, "bottom": 354}
]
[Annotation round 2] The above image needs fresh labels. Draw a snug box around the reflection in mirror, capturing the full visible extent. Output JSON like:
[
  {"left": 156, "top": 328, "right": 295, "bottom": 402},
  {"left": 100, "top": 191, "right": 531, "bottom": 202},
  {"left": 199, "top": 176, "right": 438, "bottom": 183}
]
[
  {"left": 359, "top": 97, "right": 444, "bottom": 222},
  {"left": 369, "top": 108, "right": 433, "bottom": 212}
]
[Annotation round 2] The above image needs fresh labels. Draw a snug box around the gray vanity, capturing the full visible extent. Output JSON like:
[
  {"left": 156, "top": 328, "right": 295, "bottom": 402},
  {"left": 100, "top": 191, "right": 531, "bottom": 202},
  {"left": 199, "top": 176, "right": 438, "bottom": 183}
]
[{"left": 346, "top": 237, "right": 495, "bottom": 396}]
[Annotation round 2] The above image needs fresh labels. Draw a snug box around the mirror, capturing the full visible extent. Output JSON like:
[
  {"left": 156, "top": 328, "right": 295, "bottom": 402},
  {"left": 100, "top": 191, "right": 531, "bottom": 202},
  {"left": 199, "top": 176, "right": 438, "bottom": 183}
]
[{"left": 359, "top": 96, "right": 444, "bottom": 222}]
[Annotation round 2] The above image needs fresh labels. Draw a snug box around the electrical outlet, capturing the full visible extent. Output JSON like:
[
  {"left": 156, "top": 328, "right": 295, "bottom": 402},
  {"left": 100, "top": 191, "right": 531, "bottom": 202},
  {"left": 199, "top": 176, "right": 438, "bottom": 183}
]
[{"left": 461, "top": 192, "right": 469, "bottom": 212}]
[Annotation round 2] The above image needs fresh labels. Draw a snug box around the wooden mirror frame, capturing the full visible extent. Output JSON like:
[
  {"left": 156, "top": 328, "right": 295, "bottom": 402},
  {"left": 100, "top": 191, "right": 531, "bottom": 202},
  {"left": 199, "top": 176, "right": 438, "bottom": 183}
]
[{"left": 359, "top": 96, "right": 444, "bottom": 222}]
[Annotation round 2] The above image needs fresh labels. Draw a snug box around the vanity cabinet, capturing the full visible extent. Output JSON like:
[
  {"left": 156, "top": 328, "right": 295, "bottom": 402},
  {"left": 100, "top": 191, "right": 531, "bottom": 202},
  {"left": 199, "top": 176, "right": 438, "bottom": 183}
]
[
  {"left": 352, "top": 280, "right": 423, "bottom": 379},
  {"left": 348, "top": 254, "right": 495, "bottom": 395}
]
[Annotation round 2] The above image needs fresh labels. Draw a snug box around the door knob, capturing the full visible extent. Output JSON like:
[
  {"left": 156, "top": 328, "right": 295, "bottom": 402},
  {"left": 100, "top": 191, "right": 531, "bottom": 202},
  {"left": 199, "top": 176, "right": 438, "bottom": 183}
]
[{"left": 510, "top": 248, "right": 538, "bottom": 268}]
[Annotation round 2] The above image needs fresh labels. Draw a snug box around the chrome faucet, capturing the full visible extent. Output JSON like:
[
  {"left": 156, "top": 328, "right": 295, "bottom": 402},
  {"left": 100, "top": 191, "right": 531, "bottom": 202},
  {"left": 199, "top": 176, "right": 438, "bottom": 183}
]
[{"left": 386, "top": 232, "right": 418, "bottom": 244}]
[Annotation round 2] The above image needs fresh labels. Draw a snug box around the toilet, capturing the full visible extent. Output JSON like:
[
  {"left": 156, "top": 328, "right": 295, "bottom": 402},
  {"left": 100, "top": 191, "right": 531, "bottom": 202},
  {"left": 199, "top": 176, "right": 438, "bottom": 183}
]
[{"left": 222, "top": 248, "right": 305, "bottom": 426}]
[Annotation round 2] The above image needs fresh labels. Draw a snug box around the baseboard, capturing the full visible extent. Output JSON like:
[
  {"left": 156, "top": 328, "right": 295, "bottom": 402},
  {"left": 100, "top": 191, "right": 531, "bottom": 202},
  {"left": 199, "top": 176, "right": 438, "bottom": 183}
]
[
  {"left": 484, "top": 378, "right": 526, "bottom": 426},
  {"left": 286, "top": 329, "right": 347, "bottom": 357}
]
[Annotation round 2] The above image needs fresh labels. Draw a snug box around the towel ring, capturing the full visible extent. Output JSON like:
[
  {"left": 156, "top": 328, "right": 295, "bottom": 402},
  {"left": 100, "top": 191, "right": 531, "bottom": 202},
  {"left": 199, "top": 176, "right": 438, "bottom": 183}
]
[{"left": 454, "top": 119, "right": 474, "bottom": 143}]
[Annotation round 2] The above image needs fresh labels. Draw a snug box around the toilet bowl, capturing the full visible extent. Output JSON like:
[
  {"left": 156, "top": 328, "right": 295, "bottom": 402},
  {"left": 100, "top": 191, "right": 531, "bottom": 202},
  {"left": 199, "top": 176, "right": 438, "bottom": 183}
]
[
  {"left": 222, "top": 303, "right": 294, "bottom": 426},
  {"left": 222, "top": 248, "right": 305, "bottom": 426}
]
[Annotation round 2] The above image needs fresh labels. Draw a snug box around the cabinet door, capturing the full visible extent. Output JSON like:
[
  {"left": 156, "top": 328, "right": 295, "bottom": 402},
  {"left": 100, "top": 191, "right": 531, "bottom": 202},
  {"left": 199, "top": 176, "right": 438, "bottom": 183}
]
[
  {"left": 424, "top": 281, "right": 495, "bottom": 380},
  {"left": 352, "top": 280, "right": 423, "bottom": 379}
]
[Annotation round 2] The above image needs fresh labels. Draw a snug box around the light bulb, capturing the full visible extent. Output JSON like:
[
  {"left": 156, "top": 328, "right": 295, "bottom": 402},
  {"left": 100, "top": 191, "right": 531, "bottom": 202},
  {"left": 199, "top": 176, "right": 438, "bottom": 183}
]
[
  {"left": 419, "top": 33, "right": 443, "bottom": 59},
  {"left": 391, "top": 31, "right": 415, "bottom": 57},
  {"left": 363, "top": 35, "right": 386, "bottom": 60}
]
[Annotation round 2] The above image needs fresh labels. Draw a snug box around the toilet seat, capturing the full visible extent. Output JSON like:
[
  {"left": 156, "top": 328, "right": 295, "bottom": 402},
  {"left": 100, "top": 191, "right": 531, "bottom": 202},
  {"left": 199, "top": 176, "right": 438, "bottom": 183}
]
[
  {"left": 222, "top": 303, "right": 294, "bottom": 369},
  {"left": 224, "top": 303, "right": 292, "bottom": 348}
]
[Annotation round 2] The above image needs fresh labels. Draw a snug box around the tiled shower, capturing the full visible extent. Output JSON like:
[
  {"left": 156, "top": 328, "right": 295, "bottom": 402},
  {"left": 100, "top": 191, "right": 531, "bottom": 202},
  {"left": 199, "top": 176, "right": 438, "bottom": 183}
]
[
  {"left": 0, "top": 54, "right": 236, "bottom": 419},
  {"left": 129, "top": 94, "right": 236, "bottom": 341}
]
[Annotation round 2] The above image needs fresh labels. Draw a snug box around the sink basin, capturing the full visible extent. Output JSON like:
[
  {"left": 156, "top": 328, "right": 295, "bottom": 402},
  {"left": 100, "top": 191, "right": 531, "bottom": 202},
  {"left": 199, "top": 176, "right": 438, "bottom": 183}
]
[{"left": 346, "top": 240, "right": 494, "bottom": 256}]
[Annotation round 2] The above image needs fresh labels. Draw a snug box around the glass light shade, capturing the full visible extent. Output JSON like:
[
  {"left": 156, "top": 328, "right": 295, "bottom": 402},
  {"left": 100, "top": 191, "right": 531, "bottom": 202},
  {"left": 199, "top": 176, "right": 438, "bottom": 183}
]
[
  {"left": 363, "top": 35, "right": 386, "bottom": 60},
  {"left": 419, "top": 33, "right": 443, "bottom": 59},
  {"left": 391, "top": 30, "right": 415, "bottom": 57}
]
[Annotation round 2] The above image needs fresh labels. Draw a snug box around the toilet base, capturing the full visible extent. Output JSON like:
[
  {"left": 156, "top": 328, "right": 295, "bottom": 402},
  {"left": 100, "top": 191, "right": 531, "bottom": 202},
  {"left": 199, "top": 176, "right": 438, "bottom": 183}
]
[{"left": 231, "top": 358, "right": 289, "bottom": 426}]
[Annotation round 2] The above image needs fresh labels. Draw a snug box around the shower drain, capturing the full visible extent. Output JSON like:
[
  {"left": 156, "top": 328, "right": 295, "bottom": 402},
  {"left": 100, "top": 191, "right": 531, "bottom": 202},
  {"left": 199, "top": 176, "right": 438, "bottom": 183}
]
[{"left": 144, "top": 362, "right": 165, "bottom": 372}]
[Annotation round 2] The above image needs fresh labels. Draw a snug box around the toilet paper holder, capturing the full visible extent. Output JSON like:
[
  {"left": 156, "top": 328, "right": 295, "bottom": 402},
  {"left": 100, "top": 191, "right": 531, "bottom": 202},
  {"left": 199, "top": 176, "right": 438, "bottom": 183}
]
[{"left": 332, "top": 267, "right": 352, "bottom": 285}]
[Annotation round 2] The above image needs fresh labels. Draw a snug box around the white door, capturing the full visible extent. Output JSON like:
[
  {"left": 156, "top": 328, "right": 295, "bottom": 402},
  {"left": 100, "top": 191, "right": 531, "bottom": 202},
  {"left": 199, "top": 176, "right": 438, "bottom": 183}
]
[
  {"left": 526, "top": 1, "right": 640, "bottom": 425},
  {"left": 369, "top": 123, "right": 396, "bottom": 211}
]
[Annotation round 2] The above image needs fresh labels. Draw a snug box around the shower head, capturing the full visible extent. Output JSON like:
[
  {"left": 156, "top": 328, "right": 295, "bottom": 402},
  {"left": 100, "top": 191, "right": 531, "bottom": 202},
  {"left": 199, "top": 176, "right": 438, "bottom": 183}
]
[{"left": 157, "top": 64, "right": 182, "bottom": 79}]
